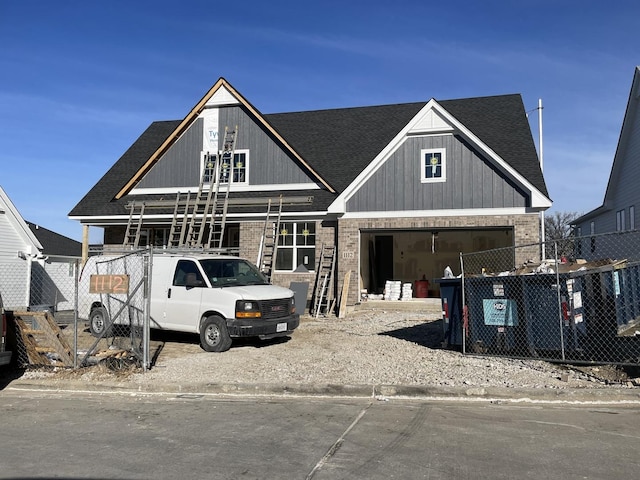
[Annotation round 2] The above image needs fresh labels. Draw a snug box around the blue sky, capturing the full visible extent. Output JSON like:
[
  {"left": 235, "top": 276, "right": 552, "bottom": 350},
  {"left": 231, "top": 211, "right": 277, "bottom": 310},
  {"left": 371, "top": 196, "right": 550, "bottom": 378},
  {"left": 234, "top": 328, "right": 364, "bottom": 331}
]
[{"left": 1, "top": 0, "right": 639, "bottom": 243}]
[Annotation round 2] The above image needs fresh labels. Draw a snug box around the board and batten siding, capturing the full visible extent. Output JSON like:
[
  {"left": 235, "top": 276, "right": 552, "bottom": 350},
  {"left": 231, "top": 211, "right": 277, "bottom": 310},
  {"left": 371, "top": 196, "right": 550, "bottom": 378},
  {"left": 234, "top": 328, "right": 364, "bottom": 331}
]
[
  {"left": 137, "top": 107, "right": 314, "bottom": 189},
  {"left": 137, "top": 118, "right": 204, "bottom": 189},
  {"left": 218, "top": 106, "right": 313, "bottom": 185},
  {"left": 346, "top": 134, "right": 528, "bottom": 212}
]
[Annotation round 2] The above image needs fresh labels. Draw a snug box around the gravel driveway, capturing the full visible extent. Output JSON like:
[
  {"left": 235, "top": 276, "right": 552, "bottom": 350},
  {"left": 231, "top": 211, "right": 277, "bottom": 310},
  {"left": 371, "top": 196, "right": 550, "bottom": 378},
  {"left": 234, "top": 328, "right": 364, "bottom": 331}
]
[
  {"left": 16, "top": 303, "right": 639, "bottom": 392},
  {"left": 123, "top": 305, "right": 637, "bottom": 391}
]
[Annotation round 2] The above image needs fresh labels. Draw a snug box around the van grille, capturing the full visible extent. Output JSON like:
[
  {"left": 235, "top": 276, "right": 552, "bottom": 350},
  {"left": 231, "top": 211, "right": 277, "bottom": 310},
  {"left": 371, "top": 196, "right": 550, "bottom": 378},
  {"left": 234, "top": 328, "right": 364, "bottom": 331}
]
[{"left": 260, "top": 298, "right": 291, "bottom": 320}]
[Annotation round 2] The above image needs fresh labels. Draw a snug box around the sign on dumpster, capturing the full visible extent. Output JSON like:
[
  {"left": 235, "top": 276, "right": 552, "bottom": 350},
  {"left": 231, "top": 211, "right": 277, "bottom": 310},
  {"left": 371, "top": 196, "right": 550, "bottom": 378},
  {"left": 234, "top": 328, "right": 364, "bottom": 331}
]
[{"left": 482, "top": 299, "right": 518, "bottom": 326}]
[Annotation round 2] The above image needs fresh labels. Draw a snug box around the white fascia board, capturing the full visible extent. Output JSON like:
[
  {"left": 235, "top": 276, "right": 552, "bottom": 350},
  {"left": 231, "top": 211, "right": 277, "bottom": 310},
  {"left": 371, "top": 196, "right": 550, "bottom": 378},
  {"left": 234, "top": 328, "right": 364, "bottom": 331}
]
[
  {"left": 328, "top": 99, "right": 550, "bottom": 213},
  {"left": 341, "top": 207, "right": 538, "bottom": 219},
  {"left": 131, "top": 183, "right": 321, "bottom": 196}
]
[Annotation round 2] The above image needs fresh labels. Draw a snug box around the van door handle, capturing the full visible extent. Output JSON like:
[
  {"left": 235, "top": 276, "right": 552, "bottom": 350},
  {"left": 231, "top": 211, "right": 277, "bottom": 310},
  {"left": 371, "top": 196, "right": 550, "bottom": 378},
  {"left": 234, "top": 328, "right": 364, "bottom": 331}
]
[{"left": 168, "top": 288, "right": 172, "bottom": 299}]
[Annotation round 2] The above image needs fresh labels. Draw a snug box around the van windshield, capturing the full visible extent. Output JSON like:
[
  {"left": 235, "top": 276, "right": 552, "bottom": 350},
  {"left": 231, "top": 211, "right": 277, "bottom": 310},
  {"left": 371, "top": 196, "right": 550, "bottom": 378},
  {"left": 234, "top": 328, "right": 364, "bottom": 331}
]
[{"left": 200, "top": 258, "right": 270, "bottom": 287}]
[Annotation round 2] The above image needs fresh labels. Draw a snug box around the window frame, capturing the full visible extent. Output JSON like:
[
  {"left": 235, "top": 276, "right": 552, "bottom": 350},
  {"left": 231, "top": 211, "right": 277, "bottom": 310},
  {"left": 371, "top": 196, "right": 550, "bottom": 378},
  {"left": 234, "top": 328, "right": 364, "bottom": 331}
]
[
  {"left": 274, "top": 221, "right": 316, "bottom": 272},
  {"left": 630, "top": 206, "right": 635, "bottom": 231},
  {"left": 420, "top": 148, "right": 446, "bottom": 183},
  {"left": 201, "top": 149, "right": 249, "bottom": 186}
]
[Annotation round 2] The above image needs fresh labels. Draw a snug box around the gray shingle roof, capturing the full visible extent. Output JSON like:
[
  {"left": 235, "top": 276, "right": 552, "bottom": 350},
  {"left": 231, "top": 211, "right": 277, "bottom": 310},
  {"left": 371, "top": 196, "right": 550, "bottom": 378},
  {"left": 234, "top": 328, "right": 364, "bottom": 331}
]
[
  {"left": 69, "top": 94, "right": 547, "bottom": 218},
  {"left": 265, "top": 102, "right": 426, "bottom": 192},
  {"left": 69, "top": 121, "right": 181, "bottom": 217},
  {"left": 27, "top": 222, "right": 82, "bottom": 257}
]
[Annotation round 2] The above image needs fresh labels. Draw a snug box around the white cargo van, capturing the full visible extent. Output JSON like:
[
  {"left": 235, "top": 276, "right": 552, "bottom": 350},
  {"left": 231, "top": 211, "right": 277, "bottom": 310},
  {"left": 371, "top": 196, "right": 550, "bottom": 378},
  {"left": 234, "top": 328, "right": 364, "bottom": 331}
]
[
  {"left": 0, "top": 292, "right": 11, "bottom": 367},
  {"left": 79, "top": 253, "right": 300, "bottom": 352}
]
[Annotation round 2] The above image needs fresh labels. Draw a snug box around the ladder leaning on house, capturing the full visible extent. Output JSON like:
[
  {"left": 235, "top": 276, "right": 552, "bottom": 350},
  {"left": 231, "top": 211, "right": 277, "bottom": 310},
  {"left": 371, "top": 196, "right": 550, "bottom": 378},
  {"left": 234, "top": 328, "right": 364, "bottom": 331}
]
[
  {"left": 123, "top": 201, "right": 146, "bottom": 248},
  {"left": 206, "top": 126, "right": 238, "bottom": 249},
  {"left": 163, "top": 125, "right": 238, "bottom": 249},
  {"left": 311, "top": 244, "right": 337, "bottom": 318},
  {"left": 257, "top": 196, "right": 284, "bottom": 281}
]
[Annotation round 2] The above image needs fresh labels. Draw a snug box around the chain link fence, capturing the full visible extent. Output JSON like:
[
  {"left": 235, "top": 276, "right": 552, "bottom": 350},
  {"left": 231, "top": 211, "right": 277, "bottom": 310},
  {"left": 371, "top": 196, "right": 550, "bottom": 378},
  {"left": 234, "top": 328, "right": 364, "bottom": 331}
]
[
  {"left": 1, "top": 248, "right": 151, "bottom": 371},
  {"left": 460, "top": 230, "right": 640, "bottom": 366}
]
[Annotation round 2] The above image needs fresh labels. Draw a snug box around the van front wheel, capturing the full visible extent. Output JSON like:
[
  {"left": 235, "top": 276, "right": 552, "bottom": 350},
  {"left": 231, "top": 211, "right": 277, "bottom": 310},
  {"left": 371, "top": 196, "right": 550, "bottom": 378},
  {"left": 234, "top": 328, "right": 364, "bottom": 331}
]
[
  {"left": 200, "top": 315, "right": 232, "bottom": 352},
  {"left": 89, "top": 307, "right": 112, "bottom": 337}
]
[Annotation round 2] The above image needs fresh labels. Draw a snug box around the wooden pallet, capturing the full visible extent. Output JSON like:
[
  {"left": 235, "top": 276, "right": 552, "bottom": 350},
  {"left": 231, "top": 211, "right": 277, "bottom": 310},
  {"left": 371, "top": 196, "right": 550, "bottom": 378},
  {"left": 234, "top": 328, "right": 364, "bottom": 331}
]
[{"left": 11, "top": 311, "right": 74, "bottom": 367}]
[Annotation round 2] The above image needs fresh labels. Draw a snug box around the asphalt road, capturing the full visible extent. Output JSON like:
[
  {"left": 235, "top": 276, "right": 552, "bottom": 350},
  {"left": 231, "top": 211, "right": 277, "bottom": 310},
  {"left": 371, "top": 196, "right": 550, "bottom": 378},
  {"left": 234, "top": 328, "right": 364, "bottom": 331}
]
[{"left": 1, "top": 389, "right": 639, "bottom": 479}]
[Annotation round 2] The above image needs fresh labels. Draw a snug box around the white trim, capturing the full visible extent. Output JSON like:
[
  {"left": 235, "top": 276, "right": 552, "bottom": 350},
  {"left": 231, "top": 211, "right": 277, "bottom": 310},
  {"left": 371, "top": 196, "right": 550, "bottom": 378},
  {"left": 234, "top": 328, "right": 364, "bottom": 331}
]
[
  {"left": 204, "top": 85, "right": 240, "bottom": 107},
  {"left": 0, "top": 186, "right": 43, "bottom": 251},
  {"left": 328, "top": 99, "right": 552, "bottom": 213},
  {"left": 420, "top": 148, "right": 446, "bottom": 183},
  {"left": 131, "top": 183, "right": 321, "bottom": 196},
  {"left": 341, "top": 207, "right": 538, "bottom": 219},
  {"left": 69, "top": 210, "right": 326, "bottom": 223}
]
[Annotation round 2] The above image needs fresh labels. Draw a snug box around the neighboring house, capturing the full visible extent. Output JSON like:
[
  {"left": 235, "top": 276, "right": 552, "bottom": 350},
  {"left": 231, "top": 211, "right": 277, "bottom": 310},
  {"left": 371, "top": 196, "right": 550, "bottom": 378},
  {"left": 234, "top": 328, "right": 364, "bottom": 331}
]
[
  {"left": 69, "top": 78, "right": 550, "bottom": 306},
  {"left": 0, "top": 186, "right": 44, "bottom": 309},
  {"left": 573, "top": 66, "right": 640, "bottom": 249},
  {"left": 26, "top": 222, "right": 82, "bottom": 312},
  {"left": 0, "top": 185, "right": 82, "bottom": 312}
]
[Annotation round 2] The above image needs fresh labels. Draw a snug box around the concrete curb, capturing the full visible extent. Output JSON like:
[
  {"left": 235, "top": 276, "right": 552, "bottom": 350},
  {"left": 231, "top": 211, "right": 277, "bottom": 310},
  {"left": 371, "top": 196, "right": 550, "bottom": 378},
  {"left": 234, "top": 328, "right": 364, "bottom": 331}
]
[{"left": 5, "top": 377, "right": 640, "bottom": 404}]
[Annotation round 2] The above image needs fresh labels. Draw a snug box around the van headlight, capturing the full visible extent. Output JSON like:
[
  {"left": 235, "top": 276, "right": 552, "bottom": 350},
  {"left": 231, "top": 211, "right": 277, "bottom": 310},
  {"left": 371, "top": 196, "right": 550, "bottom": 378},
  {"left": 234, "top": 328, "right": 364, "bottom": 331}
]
[
  {"left": 236, "top": 300, "right": 262, "bottom": 318},
  {"left": 290, "top": 297, "right": 296, "bottom": 314}
]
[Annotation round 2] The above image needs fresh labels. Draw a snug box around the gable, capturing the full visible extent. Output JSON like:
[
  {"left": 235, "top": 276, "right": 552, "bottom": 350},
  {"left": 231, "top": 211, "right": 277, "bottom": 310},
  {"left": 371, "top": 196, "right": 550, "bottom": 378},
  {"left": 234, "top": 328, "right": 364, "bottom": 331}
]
[
  {"left": 133, "top": 106, "right": 321, "bottom": 194},
  {"left": 329, "top": 96, "right": 550, "bottom": 214},
  {"left": 0, "top": 186, "right": 42, "bottom": 259},
  {"left": 116, "top": 78, "right": 332, "bottom": 199},
  {"left": 347, "top": 133, "right": 528, "bottom": 212}
]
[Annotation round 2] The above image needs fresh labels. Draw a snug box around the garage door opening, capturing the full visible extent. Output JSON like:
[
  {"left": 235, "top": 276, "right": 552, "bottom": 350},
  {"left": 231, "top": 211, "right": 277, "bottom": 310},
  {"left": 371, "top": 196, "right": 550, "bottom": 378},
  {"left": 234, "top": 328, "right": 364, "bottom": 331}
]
[{"left": 360, "top": 228, "right": 514, "bottom": 297}]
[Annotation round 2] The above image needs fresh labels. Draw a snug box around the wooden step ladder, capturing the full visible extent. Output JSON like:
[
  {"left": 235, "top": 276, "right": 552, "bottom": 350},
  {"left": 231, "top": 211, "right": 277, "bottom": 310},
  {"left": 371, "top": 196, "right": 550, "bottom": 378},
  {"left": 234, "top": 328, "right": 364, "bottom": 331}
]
[
  {"left": 311, "top": 244, "right": 337, "bottom": 318},
  {"left": 257, "top": 196, "right": 284, "bottom": 281},
  {"left": 11, "top": 311, "right": 74, "bottom": 367},
  {"left": 123, "top": 201, "right": 146, "bottom": 248}
]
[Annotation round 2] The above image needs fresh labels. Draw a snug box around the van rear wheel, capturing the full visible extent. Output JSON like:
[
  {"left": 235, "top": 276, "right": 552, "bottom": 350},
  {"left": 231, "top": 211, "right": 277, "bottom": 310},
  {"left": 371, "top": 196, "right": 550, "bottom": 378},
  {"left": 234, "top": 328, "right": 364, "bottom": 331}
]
[{"left": 200, "top": 315, "right": 232, "bottom": 352}]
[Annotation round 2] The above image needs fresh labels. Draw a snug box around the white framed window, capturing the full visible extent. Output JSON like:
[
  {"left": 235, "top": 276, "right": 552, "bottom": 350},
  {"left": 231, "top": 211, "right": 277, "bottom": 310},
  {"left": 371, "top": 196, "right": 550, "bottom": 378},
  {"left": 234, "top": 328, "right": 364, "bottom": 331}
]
[
  {"left": 616, "top": 209, "right": 625, "bottom": 231},
  {"left": 421, "top": 148, "right": 446, "bottom": 183},
  {"left": 202, "top": 149, "right": 249, "bottom": 185},
  {"left": 275, "top": 222, "right": 316, "bottom": 272},
  {"left": 630, "top": 206, "right": 635, "bottom": 230}
]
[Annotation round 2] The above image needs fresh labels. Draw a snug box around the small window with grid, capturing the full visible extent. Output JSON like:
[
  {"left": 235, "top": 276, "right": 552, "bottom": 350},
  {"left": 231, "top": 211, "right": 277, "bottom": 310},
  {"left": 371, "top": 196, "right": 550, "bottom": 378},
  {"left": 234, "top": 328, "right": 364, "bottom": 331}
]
[{"left": 421, "top": 148, "right": 446, "bottom": 183}]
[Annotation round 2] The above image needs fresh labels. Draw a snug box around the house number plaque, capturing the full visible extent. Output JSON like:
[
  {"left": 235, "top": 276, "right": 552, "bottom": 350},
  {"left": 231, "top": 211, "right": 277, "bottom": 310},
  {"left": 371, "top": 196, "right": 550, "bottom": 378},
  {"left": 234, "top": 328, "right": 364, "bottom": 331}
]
[{"left": 89, "top": 274, "right": 130, "bottom": 294}]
